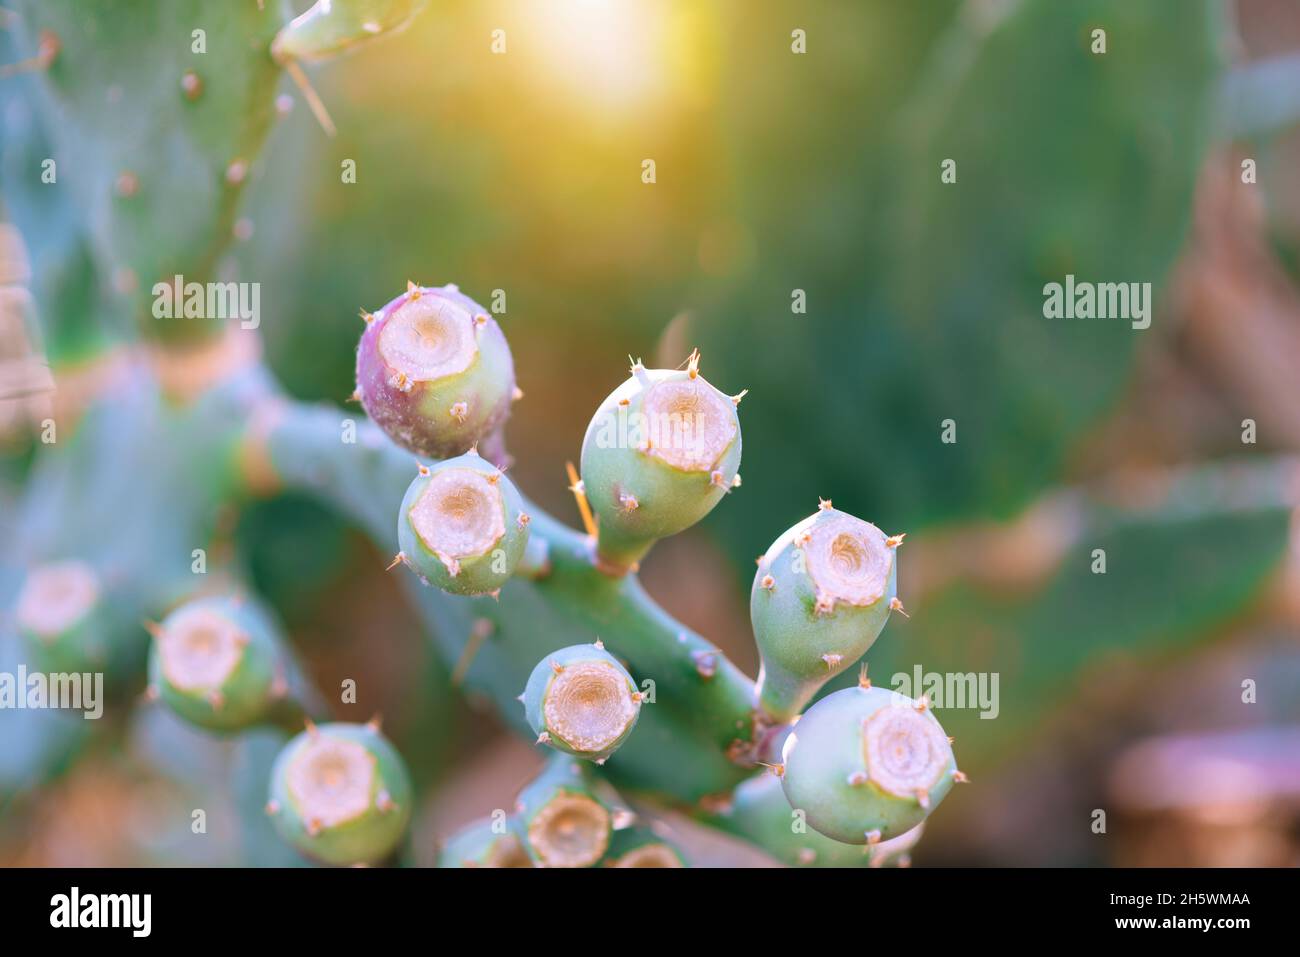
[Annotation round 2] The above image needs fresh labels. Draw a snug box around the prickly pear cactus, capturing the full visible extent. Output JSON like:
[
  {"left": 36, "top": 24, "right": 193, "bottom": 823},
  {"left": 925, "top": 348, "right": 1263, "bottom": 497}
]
[{"left": 1, "top": 0, "right": 1280, "bottom": 872}]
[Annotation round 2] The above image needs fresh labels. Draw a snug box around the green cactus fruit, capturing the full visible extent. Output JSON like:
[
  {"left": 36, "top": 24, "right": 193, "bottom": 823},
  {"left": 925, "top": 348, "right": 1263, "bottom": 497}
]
[
  {"left": 395, "top": 450, "right": 531, "bottom": 596},
  {"left": 601, "top": 826, "right": 686, "bottom": 867},
  {"left": 751, "top": 501, "right": 903, "bottom": 721},
  {"left": 14, "top": 560, "right": 110, "bottom": 674},
  {"left": 267, "top": 720, "right": 413, "bottom": 866},
  {"left": 521, "top": 641, "right": 642, "bottom": 763},
  {"left": 779, "top": 679, "right": 960, "bottom": 845},
  {"left": 272, "top": 0, "right": 428, "bottom": 64},
  {"left": 512, "top": 755, "right": 633, "bottom": 868},
  {"left": 146, "top": 595, "right": 286, "bottom": 732},
  {"left": 579, "top": 353, "right": 743, "bottom": 572},
  {"left": 438, "top": 817, "right": 533, "bottom": 868},
  {"left": 356, "top": 283, "right": 516, "bottom": 460}
]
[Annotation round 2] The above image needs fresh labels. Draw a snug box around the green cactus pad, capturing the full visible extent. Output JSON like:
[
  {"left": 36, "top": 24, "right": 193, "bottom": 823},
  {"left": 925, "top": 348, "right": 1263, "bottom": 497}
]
[
  {"left": 396, "top": 450, "right": 530, "bottom": 596},
  {"left": 146, "top": 595, "right": 285, "bottom": 732},
  {"left": 752, "top": 503, "right": 899, "bottom": 721},
  {"left": 522, "top": 642, "right": 642, "bottom": 762},
  {"left": 267, "top": 721, "right": 412, "bottom": 866},
  {"left": 780, "top": 683, "right": 958, "bottom": 845},
  {"left": 580, "top": 357, "right": 742, "bottom": 572}
]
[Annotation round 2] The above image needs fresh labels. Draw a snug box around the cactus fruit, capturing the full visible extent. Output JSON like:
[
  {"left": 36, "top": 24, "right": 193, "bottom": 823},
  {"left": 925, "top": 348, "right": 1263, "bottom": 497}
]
[
  {"left": 512, "top": 755, "right": 633, "bottom": 868},
  {"left": 438, "top": 817, "right": 533, "bottom": 868},
  {"left": 267, "top": 720, "right": 413, "bottom": 866},
  {"left": 14, "top": 561, "right": 108, "bottom": 673},
  {"left": 601, "top": 827, "right": 686, "bottom": 867},
  {"left": 356, "top": 283, "right": 516, "bottom": 460},
  {"left": 146, "top": 596, "right": 287, "bottom": 732},
  {"left": 394, "top": 450, "right": 531, "bottom": 596},
  {"left": 580, "top": 353, "right": 742, "bottom": 572},
  {"left": 751, "top": 502, "right": 901, "bottom": 721},
  {"left": 522, "top": 641, "right": 642, "bottom": 762},
  {"left": 779, "top": 679, "right": 959, "bottom": 845}
]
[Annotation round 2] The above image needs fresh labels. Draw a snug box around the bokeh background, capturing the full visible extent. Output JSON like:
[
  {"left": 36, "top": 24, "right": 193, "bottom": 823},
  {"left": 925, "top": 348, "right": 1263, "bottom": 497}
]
[{"left": 3, "top": 0, "right": 1300, "bottom": 866}]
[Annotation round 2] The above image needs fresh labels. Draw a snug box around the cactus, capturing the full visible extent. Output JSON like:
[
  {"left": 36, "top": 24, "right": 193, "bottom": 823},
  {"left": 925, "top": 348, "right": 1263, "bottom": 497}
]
[{"left": 1, "top": 0, "right": 1277, "bottom": 873}]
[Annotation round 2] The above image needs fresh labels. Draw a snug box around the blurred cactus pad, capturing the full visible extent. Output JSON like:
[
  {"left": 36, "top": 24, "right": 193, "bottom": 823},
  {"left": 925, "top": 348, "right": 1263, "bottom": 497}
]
[{"left": 2, "top": 0, "right": 1298, "bottom": 868}]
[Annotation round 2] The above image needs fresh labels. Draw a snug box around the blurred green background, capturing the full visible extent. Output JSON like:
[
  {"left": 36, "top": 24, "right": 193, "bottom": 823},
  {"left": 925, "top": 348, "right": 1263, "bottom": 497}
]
[{"left": 2, "top": 0, "right": 1300, "bottom": 866}]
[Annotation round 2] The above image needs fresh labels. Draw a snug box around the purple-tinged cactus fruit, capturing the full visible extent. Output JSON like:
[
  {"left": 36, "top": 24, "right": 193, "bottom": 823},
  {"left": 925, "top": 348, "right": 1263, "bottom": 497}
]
[
  {"left": 511, "top": 755, "right": 634, "bottom": 868},
  {"left": 521, "top": 641, "right": 642, "bottom": 763},
  {"left": 779, "top": 676, "right": 962, "bottom": 845},
  {"left": 146, "top": 596, "right": 285, "bottom": 732},
  {"left": 579, "top": 352, "right": 743, "bottom": 572},
  {"left": 751, "top": 500, "right": 902, "bottom": 721},
  {"left": 14, "top": 561, "right": 109, "bottom": 674},
  {"left": 355, "top": 283, "right": 515, "bottom": 459},
  {"left": 267, "top": 720, "right": 413, "bottom": 866},
  {"left": 394, "top": 449, "right": 530, "bottom": 596},
  {"left": 438, "top": 818, "right": 533, "bottom": 868},
  {"left": 601, "top": 826, "right": 686, "bottom": 867}
]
